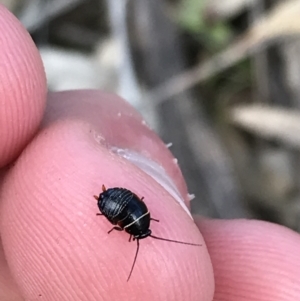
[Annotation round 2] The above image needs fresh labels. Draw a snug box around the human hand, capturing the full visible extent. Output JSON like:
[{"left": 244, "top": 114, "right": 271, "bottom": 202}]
[{"left": 0, "top": 5, "right": 300, "bottom": 301}]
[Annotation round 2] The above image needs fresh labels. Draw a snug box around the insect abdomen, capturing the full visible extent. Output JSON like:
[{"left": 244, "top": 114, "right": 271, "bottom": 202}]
[
  {"left": 98, "top": 188, "right": 134, "bottom": 223},
  {"left": 118, "top": 198, "right": 149, "bottom": 229},
  {"left": 98, "top": 187, "right": 150, "bottom": 234}
]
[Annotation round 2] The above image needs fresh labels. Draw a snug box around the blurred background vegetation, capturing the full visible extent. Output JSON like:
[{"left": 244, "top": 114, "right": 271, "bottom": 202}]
[{"left": 3, "top": 0, "right": 300, "bottom": 231}]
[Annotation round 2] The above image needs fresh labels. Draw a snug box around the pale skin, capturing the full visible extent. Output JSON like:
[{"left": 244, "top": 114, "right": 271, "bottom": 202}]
[{"left": 0, "top": 4, "right": 300, "bottom": 301}]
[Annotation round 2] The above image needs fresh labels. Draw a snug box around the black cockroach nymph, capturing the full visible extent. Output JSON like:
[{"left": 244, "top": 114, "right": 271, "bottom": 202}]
[{"left": 94, "top": 185, "right": 201, "bottom": 281}]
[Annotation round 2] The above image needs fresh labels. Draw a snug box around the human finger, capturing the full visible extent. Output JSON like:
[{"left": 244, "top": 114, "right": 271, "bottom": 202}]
[
  {"left": 0, "top": 4, "right": 46, "bottom": 167},
  {"left": 0, "top": 4, "right": 46, "bottom": 299},
  {"left": 196, "top": 218, "right": 300, "bottom": 301},
  {"left": 1, "top": 90, "right": 214, "bottom": 301}
]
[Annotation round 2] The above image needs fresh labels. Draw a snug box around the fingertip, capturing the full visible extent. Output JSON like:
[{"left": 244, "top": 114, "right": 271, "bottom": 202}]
[
  {"left": 0, "top": 4, "right": 46, "bottom": 167},
  {"left": 44, "top": 90, "right": 189, "bottom": 206},
  {"left": 1, "top": 91, "right": 214, "bottom": 300}
]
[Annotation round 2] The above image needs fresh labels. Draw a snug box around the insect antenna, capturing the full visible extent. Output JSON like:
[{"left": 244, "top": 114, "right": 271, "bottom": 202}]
[
  {"left": 127, "top": 239, "right": 140, "bottom": 282},
  {"left": 150, "top": 234, "right": 201, "bottom": 246}
]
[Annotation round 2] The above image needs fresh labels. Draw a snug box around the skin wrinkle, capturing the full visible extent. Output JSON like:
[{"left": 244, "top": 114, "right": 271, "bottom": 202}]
[
  {"left": 18, "top": 189, "right": 107, "bottom": 300},
  {"left": 0, "top": 240, "right": 22, "bottom": 301},
  {"left": 14, "top": 202, "right": 92, "bottom": 301}
]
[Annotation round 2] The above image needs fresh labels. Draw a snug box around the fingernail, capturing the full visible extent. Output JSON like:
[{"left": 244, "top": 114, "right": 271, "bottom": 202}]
[{"left": 111, "top": 147, "right": 192, "bottom": 218}]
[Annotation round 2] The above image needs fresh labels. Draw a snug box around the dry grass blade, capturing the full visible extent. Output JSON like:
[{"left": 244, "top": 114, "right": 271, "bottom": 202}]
[
  {"left": 231, "top": 105, "right": 300, "bottom": 148},
  {"left": 145, "top": 0, "right": 300, "bottom": 107},
  {"left": 248, "top": 0, "right": 300, "bottom": 42}
]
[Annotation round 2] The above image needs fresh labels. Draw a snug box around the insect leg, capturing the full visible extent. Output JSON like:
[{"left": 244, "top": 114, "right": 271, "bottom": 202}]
[
  {"left": 96, "top": 213, "right": 103, "bottom": 216},
  {"left": 108, "top": 226, "right": 123, "bottom": 234},
  {"left": 150, "top": 218, "right": 159, "bottom": 222},
  {"left": 128, "top": 235, "right": 133, "bottom": 242}
]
